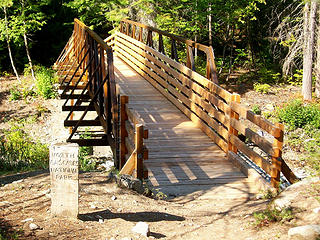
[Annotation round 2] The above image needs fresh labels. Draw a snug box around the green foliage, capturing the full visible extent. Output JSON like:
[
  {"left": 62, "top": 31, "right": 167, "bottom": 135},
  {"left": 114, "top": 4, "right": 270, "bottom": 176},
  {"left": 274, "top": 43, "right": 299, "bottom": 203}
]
[
  {"left": 0, "top": 121, "right": 49, "bottom": 172},
  {"left": 253, "top": 207, "right": 294, "bottom": 227},
  {"left": 253, "top": 82, "right": 271, "bottom": 94},
  {"left": 286, "top": 69, "right": 303, "bottom": 86},
  {"left": 9, "top": 86, "right": 21, "bottom": 100},
  {"left": 78, "top": 131, "right": 95, "bottom": 171},
  {"left": 256, "top": 67, "right": 282, "bottom": 84},
  {"left": 304, "top": 152, "right": 320, "bottom": 176},
  {"left": 277, "top": 100, "right": 320, "bottom": 130},
  {"left": 251, "top": 104, "right": 261, "bottom": 115},
  {"left": 35, "top": 66, "right": 57, "bottom": 99}
]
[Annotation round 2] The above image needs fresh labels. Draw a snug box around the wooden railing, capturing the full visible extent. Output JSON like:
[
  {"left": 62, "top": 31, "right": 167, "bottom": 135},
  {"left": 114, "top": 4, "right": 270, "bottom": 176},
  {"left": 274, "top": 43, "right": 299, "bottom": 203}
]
[
  {"left": 106, "top": 23, "right": 298, "bottom": 188},
  {"left": 119, "top": 95, "right": 149, "bottom": 179},
  {"left": 54, "top": 19, "right": 119, "bottom": 164},
  {"left": 228, "top": 102, "right": 298, "bottom": 187},
  {"left": 119, "top": 19, "right": 218, "bottom": 84}
]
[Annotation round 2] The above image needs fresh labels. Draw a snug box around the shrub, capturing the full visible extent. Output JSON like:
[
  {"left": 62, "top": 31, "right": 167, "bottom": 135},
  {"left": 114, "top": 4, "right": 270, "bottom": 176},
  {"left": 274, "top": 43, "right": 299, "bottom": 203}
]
[
  {"left": 253, "top": 83, "right": 271, "bottom": 94},
  {"left": 253, "top": 208, "right": 294, "bottom": 227},
  {"left": 35, "top": 66, "right": 58, "bottom": 99},
  {"left": 251, "top": 105, "right": 262, "bottom": 115},
  {"left": 277, "top": 100, "right": 320, "bottom": 130},
  {"left": 9, "top": 87, "right": 22, "bottom": 101},
  {"left": 0, "top": 122, "right": 49, "bottom": 172},
  {"left": 78, "top": 131, "right": 95, "bottom": 171}
]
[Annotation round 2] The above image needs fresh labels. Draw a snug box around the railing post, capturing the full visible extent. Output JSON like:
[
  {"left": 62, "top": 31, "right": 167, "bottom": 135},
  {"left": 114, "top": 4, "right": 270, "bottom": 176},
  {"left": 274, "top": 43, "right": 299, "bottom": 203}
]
[
  {"left": 120, "top": 95, "right": 129, "bottom": 169},
  {"left": 186, "top": 46, "right": 195, "bottom": 71},
  {"left": 159, "top": 34, "right": 165, "bottom": 55},
  {"left": 139, "top": 27, "right": 143, "bottom": 42},
  {"left": 135, "top": 124, "right": 144, "bottom": 180},
  {"left": 120, "top": 21, "right": 123, "bottom": 33},
  {"left": 228, "top": 93, "right": 240, "bottom": 153},
  {"left": 131, "top": 24, "right": 136, "bottom": 39},
  {"left": 206, "top": 47, "right": 218, "bottom": 84},
  {"left": 271, "top": 123, "right": 284, "bottom": 189},
  {"left": 126, "top": 22, "right": 129, "bottom": 36}
]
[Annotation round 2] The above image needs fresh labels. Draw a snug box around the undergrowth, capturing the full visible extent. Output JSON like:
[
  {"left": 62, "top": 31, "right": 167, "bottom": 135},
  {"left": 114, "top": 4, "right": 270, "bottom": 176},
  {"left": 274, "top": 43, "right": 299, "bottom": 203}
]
[
  {"left": 253, "top": 207, "right": 295, "bottom": 227},
  {"left": 34, "top": 66, "right": 58, "bottom": 99},
  {"left": 0, "top": 121, "right": 49, "bottom": 173},
  {"left": 9, "top": 66, "right": 58, "bottom": 101},
  {"left": 78, "top": 131, "right": 96, "bottom": 171},
  {"left": 277, "top": 100, "right": 320, "bottom": 176}
]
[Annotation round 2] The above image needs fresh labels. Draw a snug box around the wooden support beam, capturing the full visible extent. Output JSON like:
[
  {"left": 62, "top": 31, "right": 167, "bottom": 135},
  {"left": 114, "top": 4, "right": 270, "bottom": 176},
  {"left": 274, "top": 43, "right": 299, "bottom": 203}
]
[
  {"left": 135, "top": 124, "right": 144, "bottom": 180},
  {"left": 120, "top": 95, "right": 129, "bottom": 169},
  {"left": 119, "top": 150, "right": 136, "bottom": 175},
  {"left": 271, "top": 123, "right": 284, "bottom": 189},
  {"left": 228, "top": 93, "right": 240, "bottom": 153}
]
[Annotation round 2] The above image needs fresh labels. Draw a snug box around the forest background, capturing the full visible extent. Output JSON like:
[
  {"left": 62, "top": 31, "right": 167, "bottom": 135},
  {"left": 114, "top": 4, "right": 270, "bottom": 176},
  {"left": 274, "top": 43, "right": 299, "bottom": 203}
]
[{"left": 1, "top": 0, "right": 320, "bottom": 100}]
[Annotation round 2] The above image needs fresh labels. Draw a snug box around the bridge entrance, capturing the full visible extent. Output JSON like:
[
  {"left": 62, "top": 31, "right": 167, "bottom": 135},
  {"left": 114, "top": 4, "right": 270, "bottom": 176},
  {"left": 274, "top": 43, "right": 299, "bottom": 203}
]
[{"left": 54, "top": 19, "right": 297, "bottom": 198}]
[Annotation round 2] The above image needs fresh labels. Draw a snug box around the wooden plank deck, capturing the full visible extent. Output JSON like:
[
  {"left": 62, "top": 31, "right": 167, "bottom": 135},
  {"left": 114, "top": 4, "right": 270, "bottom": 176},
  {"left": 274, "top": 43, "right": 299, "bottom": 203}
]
[{"left": 114, "top": 56, "right": 254, "bottom": 200}]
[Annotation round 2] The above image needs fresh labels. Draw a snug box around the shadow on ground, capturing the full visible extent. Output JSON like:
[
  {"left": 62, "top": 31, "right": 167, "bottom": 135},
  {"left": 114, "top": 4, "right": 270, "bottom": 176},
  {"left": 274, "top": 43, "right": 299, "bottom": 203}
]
[
  {"left": 79, "top": 209, "right": 185, "bottom": 222},
  {"left": 0, "top": 170, "right": 49, "bottom": 185}
]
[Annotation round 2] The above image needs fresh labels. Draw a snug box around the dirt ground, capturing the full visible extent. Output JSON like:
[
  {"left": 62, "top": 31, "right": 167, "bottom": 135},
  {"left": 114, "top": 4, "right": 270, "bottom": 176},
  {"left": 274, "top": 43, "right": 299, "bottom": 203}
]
[
  {"left": 0, "top": 171, "right": 287, "bottom": 240},
  {"left": 0, "top": 76, "right": 318, "bottom": 240}
]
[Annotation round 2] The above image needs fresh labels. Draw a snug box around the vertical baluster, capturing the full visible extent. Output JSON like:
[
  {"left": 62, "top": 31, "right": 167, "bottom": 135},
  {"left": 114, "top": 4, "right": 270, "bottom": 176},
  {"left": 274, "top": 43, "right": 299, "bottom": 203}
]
[
  {"left": 120, "top": 21, "right": 124, "bottom": 33},
  {"left": 132, "top": 25, "right": 136, "bottom": 39},
  {"left": 159, "top": 34, "right": 165, "bottom": 55},
  {"left": 146, "top": 30, "right": 153, "bottom": 47},
  {"left": 171, "top": 39, "right": 179, "bottom": 62}
]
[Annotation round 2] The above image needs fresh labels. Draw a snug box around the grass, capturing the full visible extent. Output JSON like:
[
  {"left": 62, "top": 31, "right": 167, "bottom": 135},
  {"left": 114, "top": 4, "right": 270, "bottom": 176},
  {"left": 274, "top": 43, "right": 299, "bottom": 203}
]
[
  {"left": 253, "top": 207, "right": 295, "bottom": 227},
  {"left": 0, "top": 120, "right": 49, "bottom": 174}
]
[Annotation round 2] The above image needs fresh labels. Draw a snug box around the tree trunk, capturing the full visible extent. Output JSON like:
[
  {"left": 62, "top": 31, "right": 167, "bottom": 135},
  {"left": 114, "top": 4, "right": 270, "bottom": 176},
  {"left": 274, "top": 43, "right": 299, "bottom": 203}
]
[
  {"left": 21, "top": 0, "right": 36, "bottom": 81},
  {"left": 316, "top": 4, "right": 320, "bottom": 98},
  {"left": 208, "top": 3, "right": 212, "bottom": 46},
  {"left": 23, "top": 27, "right": 36, "bottom": 81},
  {"left": 302, "top": 1, "right": 316, "bottom": 101},
  {"left": 3, "top": 6, "right": 20, "bottom": 82}
]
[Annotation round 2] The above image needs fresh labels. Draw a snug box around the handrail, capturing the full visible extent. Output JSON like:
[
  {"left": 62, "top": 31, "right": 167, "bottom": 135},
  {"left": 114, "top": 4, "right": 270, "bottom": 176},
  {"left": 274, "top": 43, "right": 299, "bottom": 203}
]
[
  {"left": 109, "top": 29, "right": 298, "bottom": 188},
  {"left": 120, "top": 19, "right": 218, "bottom": 83}
]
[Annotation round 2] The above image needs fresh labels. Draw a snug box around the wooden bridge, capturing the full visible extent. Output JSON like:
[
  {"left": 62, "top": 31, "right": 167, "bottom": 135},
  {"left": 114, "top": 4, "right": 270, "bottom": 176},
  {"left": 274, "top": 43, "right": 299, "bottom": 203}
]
[{"left": 54, "top": 19, "right": 298, "bottom": 198}]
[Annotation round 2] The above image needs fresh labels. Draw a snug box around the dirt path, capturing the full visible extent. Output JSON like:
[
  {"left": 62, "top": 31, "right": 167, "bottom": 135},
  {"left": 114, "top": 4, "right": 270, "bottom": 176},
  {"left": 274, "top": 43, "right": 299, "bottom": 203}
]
[{"left": 1, "top": 171, "right": 292, "bottom": 240}]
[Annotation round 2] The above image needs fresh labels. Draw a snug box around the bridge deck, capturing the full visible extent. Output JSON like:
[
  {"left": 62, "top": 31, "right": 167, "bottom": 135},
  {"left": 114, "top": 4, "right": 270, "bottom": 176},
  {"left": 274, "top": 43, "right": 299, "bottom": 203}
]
[{"left": 114, "top": 56, "right": 253, "bottom": 199}]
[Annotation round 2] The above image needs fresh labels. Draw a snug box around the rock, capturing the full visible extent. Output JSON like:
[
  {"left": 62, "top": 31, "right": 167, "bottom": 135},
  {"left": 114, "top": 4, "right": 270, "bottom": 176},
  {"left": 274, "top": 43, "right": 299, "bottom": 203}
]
[
  {"left": 116, "top": 175, "right": 143, "bottom": 193},
  {"left": 313, "top": 207, "right": 320, "bottom": 214},
  {"left": 265, "top": 103, "right": 274, "bottom": 111},
  {"left": 288, "top": 225, "right": 320, "bottom": 240},
  {"left": 99, "top": 219, "right": 104, "bottom": 224},
  {"left": 271, "top": 177, "right": 320, "bottom": 211},
  {"left": 132, "top": 221, "right": 150, "bottom": 237},
  {"left": 21, "top": 218, "right": 33, "bottom": 223},
  {"left": 111, "top": 195, "right": 117, "bottom": 201},
  {"left": 29, "top": 223, "right": 39, "bottom": 230},
  {"left": 90, "top": 203, "right": 97, "bottom": 209},
  {"left": 12, "top": 179, "right": 24, "bottom": 184}
]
